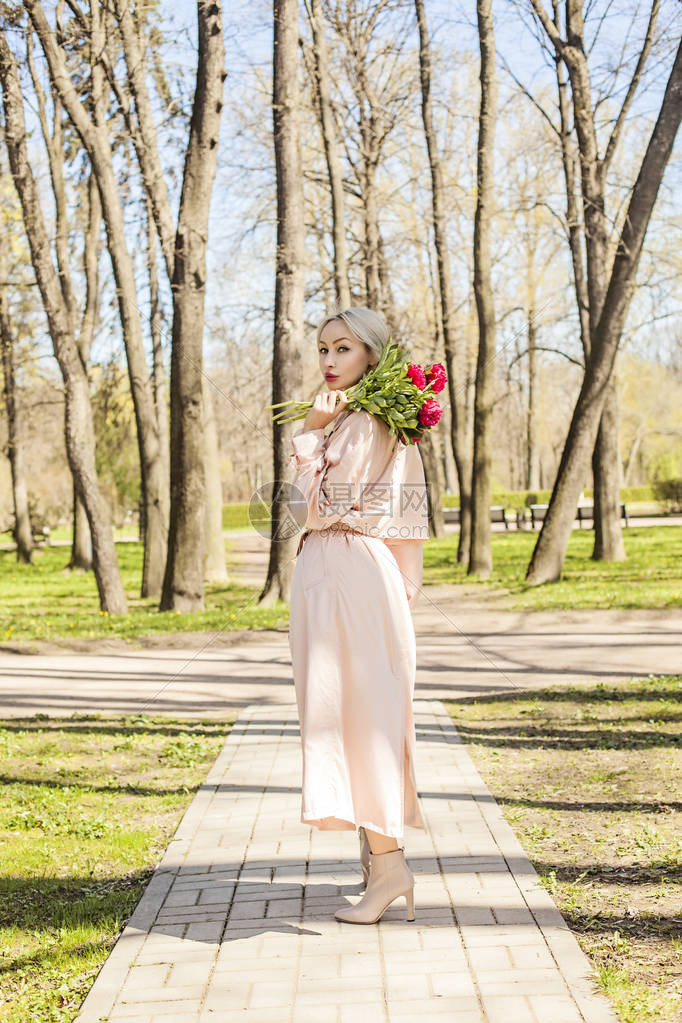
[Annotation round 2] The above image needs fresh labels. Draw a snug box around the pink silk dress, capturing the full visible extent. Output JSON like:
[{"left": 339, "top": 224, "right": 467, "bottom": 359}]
[{"left": 287, "top": 407, "right": 429, "bottom": 840}]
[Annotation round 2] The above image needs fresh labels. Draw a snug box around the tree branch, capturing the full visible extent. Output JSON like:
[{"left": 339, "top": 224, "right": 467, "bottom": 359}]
[
  {"left": 508, "top": 344, "right": 585, "bottom": 369},
  {"left": 601, "top": 0, "right": 660, "bottom": 174},
  {"left": 528, "top": 0, "right": 564, "bottom": 51},
  {"left": 499, "top": 55, "right": 560, "bottom": 137}
]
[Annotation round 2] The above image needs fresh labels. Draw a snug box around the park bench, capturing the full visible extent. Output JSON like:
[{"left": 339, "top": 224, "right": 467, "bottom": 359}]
[
  {"left": 528, "top": 504, "right": 547, "bottom": 528},
  {"left": 529, "top": 503, "right": 629, "bottom": 529},
  {"left": 442, "top": 505, "right": 510, "bottom": 529},
  {"left": 576, "top": 502, "right": 629, "bottom": 528},
  {"left": 31, "top": 527, "right": 51, "bottom": 546}
]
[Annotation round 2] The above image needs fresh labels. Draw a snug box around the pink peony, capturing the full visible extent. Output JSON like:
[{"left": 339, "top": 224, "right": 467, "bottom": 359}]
[
  {"left": 418, "top": 399, "right": 442, "bottom": 427},
  {"left": 425, "top": 362, "right": 447, "bottom": 394},
  {"left": 407, "top": 363, "right": 426, "bottom": 390}
]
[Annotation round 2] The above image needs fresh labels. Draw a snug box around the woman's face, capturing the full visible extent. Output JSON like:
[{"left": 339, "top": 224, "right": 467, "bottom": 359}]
[{"left": 318, "top": 319, "right": 378, "bottom": 390}]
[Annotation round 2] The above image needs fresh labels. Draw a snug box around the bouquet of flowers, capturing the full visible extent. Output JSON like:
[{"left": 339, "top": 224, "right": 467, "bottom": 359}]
[{"left": 267, "top": 340, "right": 447, "bottom": 446}]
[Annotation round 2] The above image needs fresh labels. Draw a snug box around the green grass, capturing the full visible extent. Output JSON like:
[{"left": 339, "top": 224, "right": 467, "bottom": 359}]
[
  {"left": 0, "top": 541, "right": 287, "bottom": 644},
  {"left": 441, "top": 486, "right": 657, "bottom": 510},
  {"left": 424, "top": 525, "right": 682, "bottom": 610},
  {"left": 221, "top": 503, "right": 254, "bottom": 531},
  {"left": 0, "top": 526, "right": 138, "bottom": 545},
  {"left": 2, "top": 525, "right": 680, "bottom": 644},
  {"left": 445, "top": 674, "right": 682, "bottom": 1023},
  {"left": 0, "top": 714, "right": 233, "bottom": 1022}
]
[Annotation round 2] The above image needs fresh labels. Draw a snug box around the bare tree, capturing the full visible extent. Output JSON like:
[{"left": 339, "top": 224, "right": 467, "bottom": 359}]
[
  {"left": 145, "top": 192, "right": 169, "bottom": 510},
  {"left": 0, "top": 184, "right": 32, "bottom": 563},
  {"left": 110, "top": 0, "right": 226, "bottom": 608},
  {"left": 533, "top": 0, "right": 662, "bottom": 562},
  {"left": 469, "top": 0, "right": 498, "bottom": 578},
  {"left": 26, "top": 22, "right": 101, "bottom": 570},
  {"left": 508, "top": 133, "right": 564, "bottom": 492},
  {"left": 0, "top": 31, "right": 127, "bottom": 612},
  {"left": 25, "top": 0, "right": 169, "bottom": 598},
  {"left": 415, "top": 0, "right": 473, "bottom": 561},
  {"left": 526, "top": 303, "right": 539, "bottom": 490},
  {"left": 260, "top": 0, "right": 305, "bottom": 606},
  {"left": 159, "top": 1, "right": 226, "bottom": 612},
  {"left": 304, "top": 0, "right": 351, "bottom": 309},
  {"left": 526, "top": 35, "right": 682, "bottom": 584},
  {"left": 325, "top": 0, "right": 411, "bottom": 329},
  {"left": 202, "top": 378, "right": 228, "bottom": 583},
  {"left": 70, "top": 171, "right": 100, "bottom": 571}
]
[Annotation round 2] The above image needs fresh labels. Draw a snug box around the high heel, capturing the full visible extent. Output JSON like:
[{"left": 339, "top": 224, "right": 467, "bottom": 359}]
[
  {"left": 358, "top": 826, "right": 370, "bottom": 886},
  {"left": 405, "top": 884, "right": 415, "bottom": 921},
  {"left": 335, "top": 846, "right": 415, "bottom": 924}
]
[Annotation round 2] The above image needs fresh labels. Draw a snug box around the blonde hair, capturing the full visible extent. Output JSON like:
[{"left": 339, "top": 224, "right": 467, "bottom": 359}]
[{"left": 315, "top": 306, "right": 389, "bottom": 361}]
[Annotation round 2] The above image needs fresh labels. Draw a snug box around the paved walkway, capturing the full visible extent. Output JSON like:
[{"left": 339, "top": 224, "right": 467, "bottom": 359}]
[
  {"left": 5, "top": 531, "right": 679, "bottom": 1020},
  {"left": 0, "top": 595, "right": 680, "bottom": 717},
  {"left": 1, "top": 527, "right": 680, "bottom": 716},
  {"left": 76, "top": 701, "right": 618, "bottom": 1023}
]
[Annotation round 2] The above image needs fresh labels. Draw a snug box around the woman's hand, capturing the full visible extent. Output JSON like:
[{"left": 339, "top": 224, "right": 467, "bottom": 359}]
[{"left": 303, "top": 389, "right": 349, "bottom": 431}]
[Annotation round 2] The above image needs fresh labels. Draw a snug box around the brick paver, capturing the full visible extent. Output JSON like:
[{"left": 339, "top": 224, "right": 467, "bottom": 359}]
[{"left": 75, "top": 701, "right": 619, "bottom": 1023}]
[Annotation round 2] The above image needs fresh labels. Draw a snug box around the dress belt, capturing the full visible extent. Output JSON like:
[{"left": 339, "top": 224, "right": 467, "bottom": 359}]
[{"left": 295, "top": 521, "right": 366, "bottom": 556}]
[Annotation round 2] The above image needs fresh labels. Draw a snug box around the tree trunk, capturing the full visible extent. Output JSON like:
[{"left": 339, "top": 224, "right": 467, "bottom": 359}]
[
  {"left": 306, "top": 0, "right": 351, "bottom": 309},
  {"left": 526, "top": 305, "right": 540, "bottom": 491},
  {"left": 202, "top": 378, "right": 228, "bottom": 583},
  {"left": 0, "top": 31, "right": 126, "bottom": 612},
  {"left": 623, "top": 423, "right": 645, "bottom": 486},
  {"left": 527, "top": 38, "right": 682, "bottom": 584},
  {"left": 146, "top": 192, "right": 170, "bottom": 485},
  {"left": 377, "top": 231, "right": 399, "bottom": 337},
  {"left": 113, "top": 0, "right": 225, "bottom": 609},
  {"left": 542, "top": 0, "right": 660, "bottom": 567},
  {"left": 27, "top": 34, "right": 98, "bottom": 571},
  {"left": 71, "top": 486, "right": 93, "bottom": 570},
  {"left": 160, "top": 1, "right": 225, "bottom": 612},
  {"left": 259, "top": 0, "right": 305, "bottom": 606},
  {"left": 70, "top": 172, "right": 100, "bottom": 572},
  {"left": 440, "top": 399, "right": 457, "bottom": 493},
  {"left": 469, "top": 0, "right": 497, "bottom": 579},
  {"left": 592, "top": 372, "right": 626, "bottom": 560},
  {"left": 0, "top": 224, "right": 32, "bottom": 564},
  {"left": 554, "top": 48, "right": 590, "bottom": 356},
  {"left": 415, "top": 0, "right": 474, "bottom": 563},
  {"left": 419, "top": 429, "right": 445, "bottom": 539},
  {"left": 362, "top": 160, "right": 381, "bottom": 310},
  {"left": 26, "top": 0, "right": 169, "bottom": 599}
]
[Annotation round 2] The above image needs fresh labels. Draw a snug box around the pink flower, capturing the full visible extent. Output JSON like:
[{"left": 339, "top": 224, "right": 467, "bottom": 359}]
[
  {"left": 407, "top": 363, "right": 426, "bottom": 390},
  {"left": 418, "top": 399, "right": 442, "bottom": 427},
  {"left": 425, "top": 362, "right": 447, "bottom": 394}
]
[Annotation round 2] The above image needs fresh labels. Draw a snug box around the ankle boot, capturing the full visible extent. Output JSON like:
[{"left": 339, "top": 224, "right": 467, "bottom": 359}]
[
  {"left": 335, "top": 846, "right": 415, "bottom": 924},
  {"left": 358, "top": 826, "right": 370, "bottom": 886}
]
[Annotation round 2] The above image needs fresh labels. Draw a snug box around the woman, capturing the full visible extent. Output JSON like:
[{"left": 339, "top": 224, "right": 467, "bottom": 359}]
[{"left": 287, "top": 306, "right": 429, "bottom": 924}]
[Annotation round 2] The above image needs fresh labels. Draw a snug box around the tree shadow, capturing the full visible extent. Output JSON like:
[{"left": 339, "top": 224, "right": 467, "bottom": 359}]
[
  {"left": 495, "top": 794, "right": 682, "bottom": 813},
  {"left": 444, "top": 680, "right": 682, "bottom": 706},
  {"left": 0, "top": 772, "right": 210, "bottom": 798},
  {"left": 559, "top": 907, "right": 682, "bottom": 941},
  {"left": 445, "top": 722, "right": 681, "bottom": 750},
  {"left": 531, "top": 862, "right": 682, "bottom": 885},
  {"left": 0, "top": 716, "right": 233, "bottom": 738},
  {"left": 0, "top": 868, "right": 154, "bottom": 972}
]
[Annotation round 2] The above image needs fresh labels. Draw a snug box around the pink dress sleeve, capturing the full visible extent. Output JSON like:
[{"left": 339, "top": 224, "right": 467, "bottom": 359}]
[{"left": 289, "top": 411, "right": 377, "bottom": 531}]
